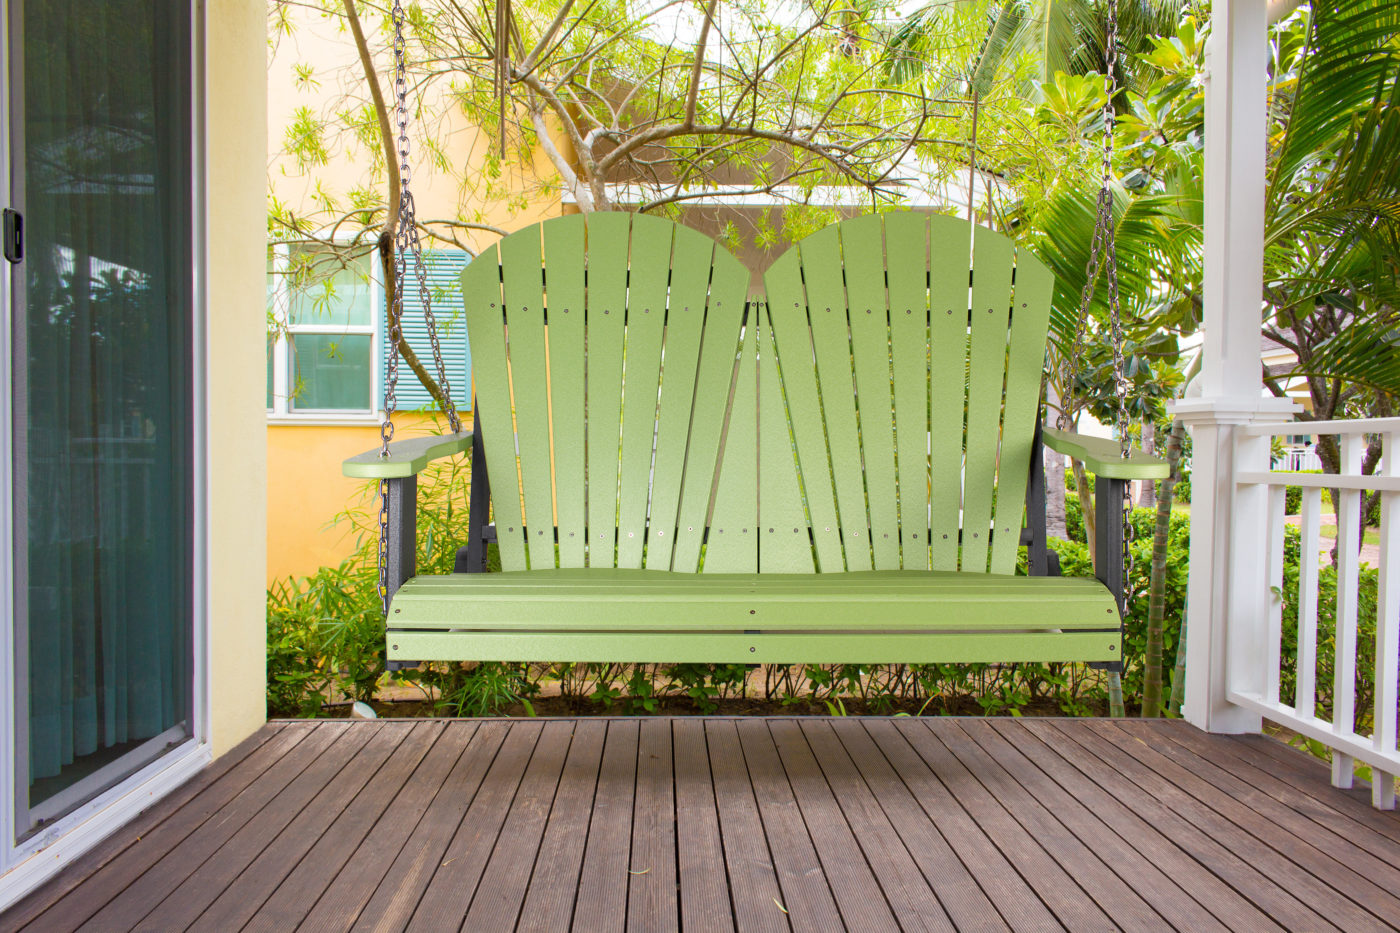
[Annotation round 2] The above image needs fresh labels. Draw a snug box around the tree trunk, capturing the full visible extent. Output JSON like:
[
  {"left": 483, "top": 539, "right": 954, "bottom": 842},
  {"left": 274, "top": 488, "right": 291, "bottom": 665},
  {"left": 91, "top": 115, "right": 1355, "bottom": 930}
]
[
  {"left": 1072, "top": 459, "right": 1096, "bottom": 560},
  {"left": 1142, "top": 418, "right": 1185, "bottom": 718},
  {"left": 1139, "top": 419, "right": 1156, "bottom": 511},
  {"left": 1046, "top": 446, "right": 1068, "bottom": 540}
]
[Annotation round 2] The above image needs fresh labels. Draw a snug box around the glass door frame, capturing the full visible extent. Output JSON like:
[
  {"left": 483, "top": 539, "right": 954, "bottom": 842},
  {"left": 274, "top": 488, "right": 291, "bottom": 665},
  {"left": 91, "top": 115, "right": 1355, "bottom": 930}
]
[{"left": 0, "top": 0, "right": 211, "bottom": 895}]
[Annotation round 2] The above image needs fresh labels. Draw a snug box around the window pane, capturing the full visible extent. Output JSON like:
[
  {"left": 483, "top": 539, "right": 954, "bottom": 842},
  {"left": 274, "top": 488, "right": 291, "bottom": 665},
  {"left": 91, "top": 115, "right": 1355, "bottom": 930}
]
[
  {"left": 291, "top": 335, "right": 372, "bottom": 410},
  {"left": 267, "top": 336, "right": 276, "bottom": 409},
  {"left": 287, "top": 245, "right": 373, "bottom": 327}
]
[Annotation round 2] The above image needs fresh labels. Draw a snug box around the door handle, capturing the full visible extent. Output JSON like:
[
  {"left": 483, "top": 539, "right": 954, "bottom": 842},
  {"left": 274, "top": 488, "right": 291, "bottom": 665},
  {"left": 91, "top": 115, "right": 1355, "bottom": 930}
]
[{"left": 3, "top": 209, "right": 22, "bottom": 263}]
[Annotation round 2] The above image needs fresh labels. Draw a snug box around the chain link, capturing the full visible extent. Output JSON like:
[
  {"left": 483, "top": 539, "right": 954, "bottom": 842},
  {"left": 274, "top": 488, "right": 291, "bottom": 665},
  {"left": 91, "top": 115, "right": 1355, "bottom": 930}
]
[
  {"left": 1056, "top": 0, "right": 1137, "bottom": 604},
  {"left": 379, "top": 0, "right": 462, "bottom": 614}
]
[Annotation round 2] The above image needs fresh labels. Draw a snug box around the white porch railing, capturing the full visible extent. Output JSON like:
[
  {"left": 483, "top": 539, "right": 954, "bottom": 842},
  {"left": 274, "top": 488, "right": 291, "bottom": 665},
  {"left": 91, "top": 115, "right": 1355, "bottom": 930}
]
[
  {"left": 1229, "top": 418, "right": 1399, "bottom": 809},
  {"left": 1274, "top": 444, "right": 1323, "bottom": 472}
]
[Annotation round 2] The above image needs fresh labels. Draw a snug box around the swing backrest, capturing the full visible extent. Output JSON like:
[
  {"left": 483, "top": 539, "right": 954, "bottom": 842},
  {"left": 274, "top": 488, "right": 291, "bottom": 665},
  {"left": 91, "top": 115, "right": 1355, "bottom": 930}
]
[{"left": 462, "top": 211, "right": 1054, "bottom": 575}]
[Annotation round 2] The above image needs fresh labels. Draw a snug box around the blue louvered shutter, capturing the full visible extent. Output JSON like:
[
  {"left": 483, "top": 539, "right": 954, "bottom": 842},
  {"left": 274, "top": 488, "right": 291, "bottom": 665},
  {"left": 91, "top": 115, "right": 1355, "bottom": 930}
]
[{"left": 382, "top": 249, "right": 473, "bottom": 411}]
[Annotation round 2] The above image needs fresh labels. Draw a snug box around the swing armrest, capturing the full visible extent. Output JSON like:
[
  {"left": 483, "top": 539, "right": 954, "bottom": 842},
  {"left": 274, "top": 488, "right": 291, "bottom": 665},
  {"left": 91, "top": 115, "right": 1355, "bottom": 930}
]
[
  {"left": 1042, "top": 426, "right": 1168, "bottom": 480},
  {"left": 342, "top": 431, "right": 473, "bottom": 479}
]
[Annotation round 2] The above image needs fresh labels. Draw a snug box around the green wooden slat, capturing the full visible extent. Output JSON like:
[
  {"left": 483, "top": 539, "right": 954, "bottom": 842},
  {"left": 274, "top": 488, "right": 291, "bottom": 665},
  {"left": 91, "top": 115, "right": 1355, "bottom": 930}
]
[
  {"left": 501, "top": 225, "right": 555, "bottom": 569},
  {"left": 799, "top": 226, "right": 873, "bottom": 571},
  {"left": 617, "top": 215, "right": 674, "bottom": 568},
  {"left": 401, "top": 567, "right": 1113, "bottom": 593},
  {"left": 763, "top": 253, "right": 844, "bottom": 572},
  {"left": 989, "top": 247, "right": 1055, "bottom": 574},
  {"left": 927, "top": 215, "right": 971, "bottom": 571},
  {"left": 757, "top": 305, "right": 814, "bottom": 572},
  {"left": 584, "top": 212, "right": 632, "bottom": 567},
  {"left": 841, "top": 215, "right": 900, "bottom": 569},
  {"left": 884, "top": 212, "right": 932, "bottom": 570},
  {"left": 542, "top": 216, "right": 588, "bottom": 567},
  {"left": 644, "top": 226, "right": 715, "bottom": 570},
  {"left": 959, "top": 226, "right": 1015, "bottom": 573},
  {"left": 704, "top": 319, "right": 758, "bottom": 572},
  {"left": 1041, "top": 428, "right": 1170, "bottom": 479},
  {"left": 342, "top": 432, "right": 472, "bottom": 479},
  {"left": 671, "top": 254, "right": 747, "bottom": 572},
  {"left": 389, "top": 631, "right": 1121, "bottom": 666},
  {"left": 461, "top": 246, "right": 527, "bottom": 571}
]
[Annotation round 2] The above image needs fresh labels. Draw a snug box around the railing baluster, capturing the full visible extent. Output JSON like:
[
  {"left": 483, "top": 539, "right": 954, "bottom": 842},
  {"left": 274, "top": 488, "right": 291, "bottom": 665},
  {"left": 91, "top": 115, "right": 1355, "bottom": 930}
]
[
  {"left": 1266, "top": 485, "right": 1287, "bottom": 706},
  {"left": 1375, "top": 431, "right": 1398, "bottom": 809},
  {"left": 1333, "top": 434, "right": 1365, "bottom": 789},
  {"left": 1296, "top": 487, "right": 1323, "bottom": 720}
]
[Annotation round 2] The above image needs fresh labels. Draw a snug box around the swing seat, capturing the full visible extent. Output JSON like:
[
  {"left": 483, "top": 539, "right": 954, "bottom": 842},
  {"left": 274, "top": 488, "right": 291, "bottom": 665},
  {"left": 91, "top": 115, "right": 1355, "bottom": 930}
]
[
  {"left": 345, "top": 212, "right": 1167, "bottom": 670},
  {"left": 376, "top": 569, "right": 1122, "bottom": 664}
]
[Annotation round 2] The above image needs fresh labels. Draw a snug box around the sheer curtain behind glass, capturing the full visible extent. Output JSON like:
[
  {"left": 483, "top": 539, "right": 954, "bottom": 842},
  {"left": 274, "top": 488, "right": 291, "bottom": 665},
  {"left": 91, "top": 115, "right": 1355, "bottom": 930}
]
[{"left": 19, "top": 0, "right": 193, "bottom": 816}]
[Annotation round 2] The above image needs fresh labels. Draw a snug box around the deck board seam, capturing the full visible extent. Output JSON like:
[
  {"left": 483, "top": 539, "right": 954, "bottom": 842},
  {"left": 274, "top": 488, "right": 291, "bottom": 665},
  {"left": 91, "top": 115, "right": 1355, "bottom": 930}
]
[
  {"left": 767, "top": 719, "right": 903, "bottom": 931},
  {"left": 932, "top": 720, "right": 1163, "bottom": 930},
  {"left": 805, "top": 720, "right": 959, "bottom": 931},
  {"left": 995, "top": 719, "right": 1284, "bottom": 933},
  {"left": 1098, "top": 720, "right": 1400, "bottom": 925},
  {"left": 1046, "top": 717, "right": 1346, "bottom": 931},
  {"left": 289, "top": 721, "right": 478, "bottom": 933},
  {"left": 189, "top": 722, "right": 417, "bottom": 931},
  {"left": 852, "top": 720, "right": 1035, "bottom": 931},
  {"left": 6, "top": 722, "right": 296, "bottom": 933},
  {"left": 89, "top": 721, "right": 358, "bottom": 932}
]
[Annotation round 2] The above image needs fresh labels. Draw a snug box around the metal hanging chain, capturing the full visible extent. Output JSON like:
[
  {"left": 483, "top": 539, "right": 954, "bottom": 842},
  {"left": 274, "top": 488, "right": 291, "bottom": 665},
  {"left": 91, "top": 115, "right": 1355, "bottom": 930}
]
[
  {"left": 379, "top": 0, "right": 462, "bottom": 614},
  {"left": 1055, "top": 0, "right": 1138, "bottom": 607}
]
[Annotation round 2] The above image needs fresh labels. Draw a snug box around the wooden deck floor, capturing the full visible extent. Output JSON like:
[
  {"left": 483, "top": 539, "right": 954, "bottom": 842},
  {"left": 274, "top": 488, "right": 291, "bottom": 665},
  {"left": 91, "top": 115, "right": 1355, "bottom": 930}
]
[{"left": 5, "top": 718, "right": 1400, "bottom": 932}]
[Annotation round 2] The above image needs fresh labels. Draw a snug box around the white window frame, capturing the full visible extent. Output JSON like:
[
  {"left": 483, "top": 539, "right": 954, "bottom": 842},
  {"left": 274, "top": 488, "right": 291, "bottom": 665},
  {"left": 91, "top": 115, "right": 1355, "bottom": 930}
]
[{"left": 266, "top": 240, "right": 383, "bottom": 426}]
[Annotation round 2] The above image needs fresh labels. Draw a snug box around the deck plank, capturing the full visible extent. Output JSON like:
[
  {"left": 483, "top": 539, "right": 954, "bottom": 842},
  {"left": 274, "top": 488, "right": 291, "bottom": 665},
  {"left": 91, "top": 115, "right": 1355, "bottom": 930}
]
[
  {"left": 627, "top": 718, "right": 679, "bottom": 933},
  {"left": 134, "top": 722, "right": 410, "bottom": 932},
  {"left": 461, "top": 721, "right": 576, "bottom": 931},
  {"left": 5, "top": 723, "right": 290, "bottom": 932},
  {"left": 767, "top": 720, "right": 901, "bottom": 933},
  {"left": 1213, "top": 726, "right": 1400, "bottom": 830},
  {"left": 1150, "top": 720, "right": 1400, "bottom": 855},
  {"left": 827, "top": 721, "right": 1011, "bottom": 932},
  {"left": 962, "top": 719, "right": 1232, "bottom": 931},
  {"left": 858, "top": 720, "right": 1058, "bottom": 931},
  {"left": 705, "top": 720, "right": 789, "bottom": 933},
  {"left": 674, "top": 718, "right": 736, "bottom": 933},
  {"left": 572, "top": 720, "right": 639, "bottom": 933},
  {"left": 188, "top": 722, "right": 439, "bottom": 931},
  {"left": 888, "top": 719, "right": 1114, "bottom": 930},
  {"left": 1041, "top": 719, "right": 1359, "bottom": 931},
  {"left": 1035, "top": 719, "right": 1346, "bottom": 931},
  {"left": 75, "top": 721, "right": 361, "bottom": 932},
  {"left": 284, "top": 722, "right": 478, "bottom": 933},
  {"left": 1119, "top": 720, "right": 1400, "bottom": 881},
  {"left": 930, "top": 720, "right": 1165, "bottom": 932},
  {"left": 800, "top": 720, "right": 955, "bottom": 932},
  {"left": 516, "top": 719, "right": 606, "bottom": 933},
  {"left": 344, "top": 720, "right": 510, "bottom": 933},
  {"left": 9, "top": 717, "right": 1400, "bottom": 933},
  {"left": 1090, "top": 719, "right": 1400, "bottom": 926},
  {"left": 734, "top": 720, "right": 845, "bottom": 931},
  {"left": 990, "top": 720, "right": 1283, "bottom": 932},
  {"left": 403, "top": 720, "right": 544, "bottom": 931}
]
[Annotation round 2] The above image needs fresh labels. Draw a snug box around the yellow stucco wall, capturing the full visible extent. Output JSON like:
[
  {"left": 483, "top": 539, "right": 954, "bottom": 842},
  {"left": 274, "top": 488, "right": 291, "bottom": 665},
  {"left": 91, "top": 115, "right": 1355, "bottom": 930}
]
[
  {"left": 267, "top": 413, "right": 467, "bottom": 583},
  {"left": 208, "top": 0, "right": 269, "bottom": 758},
  {"left": 265, "top": 7, "right": 559, "bottom": 586}
]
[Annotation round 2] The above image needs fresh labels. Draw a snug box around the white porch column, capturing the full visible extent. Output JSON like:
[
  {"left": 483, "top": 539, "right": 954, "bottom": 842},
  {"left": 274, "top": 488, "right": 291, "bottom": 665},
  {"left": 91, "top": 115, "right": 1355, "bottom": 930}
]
[{"left": 1168, "top": 0, "right": 1297, "bottom": 733}]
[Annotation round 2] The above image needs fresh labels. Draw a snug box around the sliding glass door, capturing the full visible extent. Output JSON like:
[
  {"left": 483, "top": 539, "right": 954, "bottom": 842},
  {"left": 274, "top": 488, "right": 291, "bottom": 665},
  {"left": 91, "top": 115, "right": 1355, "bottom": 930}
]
[{"left": 8, "top": 0, "right": 195, "bottom": 833}]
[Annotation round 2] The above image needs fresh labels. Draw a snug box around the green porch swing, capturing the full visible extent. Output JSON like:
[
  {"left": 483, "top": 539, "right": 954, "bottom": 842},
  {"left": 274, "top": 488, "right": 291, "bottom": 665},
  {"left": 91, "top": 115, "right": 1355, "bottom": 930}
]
[{"left": 343, "top": 0, "right": 1168, "bottom": 678}]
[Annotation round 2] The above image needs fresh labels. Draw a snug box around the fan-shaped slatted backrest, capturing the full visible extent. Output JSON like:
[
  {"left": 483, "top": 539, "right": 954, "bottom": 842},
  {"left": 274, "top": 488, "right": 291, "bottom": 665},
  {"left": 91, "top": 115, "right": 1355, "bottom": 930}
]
[
  {"left": 464, "top": 211, "right": 1053, "bottom": 575},
  {"left": 462, "top": 212, "right": 749, "bottom": 572},
  {"left": 761, "top": 212, "right": 1054, "bottom": 575}
]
